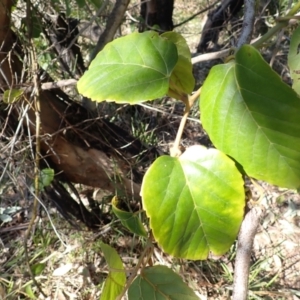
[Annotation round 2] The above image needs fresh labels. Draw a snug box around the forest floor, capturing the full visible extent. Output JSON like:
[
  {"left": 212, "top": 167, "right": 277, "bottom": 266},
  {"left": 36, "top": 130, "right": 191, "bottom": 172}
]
[{"left": 1, "top": 0, "right": 300, "bottom": 299}]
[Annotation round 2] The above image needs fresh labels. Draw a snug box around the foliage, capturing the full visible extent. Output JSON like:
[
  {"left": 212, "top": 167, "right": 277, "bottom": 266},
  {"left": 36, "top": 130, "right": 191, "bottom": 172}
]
[
  {"left": 100, "top": 242, "right": 126, "bottom": 300},
  {"left": 202, "top": 45, "right": 300, "bottom": 189},
  {"left": 78, "top": 4, "right": 300, "bottom": 295},
  {"left": 128, "top": 265, "right": 199, "bottom": 300}
]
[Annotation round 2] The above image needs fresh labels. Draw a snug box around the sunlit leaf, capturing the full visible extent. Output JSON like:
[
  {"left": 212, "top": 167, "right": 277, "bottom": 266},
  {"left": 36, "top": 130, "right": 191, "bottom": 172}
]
[
  {"left": 141, "top": 146, "right": 245, "bottom": 260},
  {"left": 162, "top": 32, "right": 195, "bottom": 98},
  {"left": 100, "top": 242, "right": 126, "bottom": 300},
  {"left": 201, "top": 45, "right": 300, "bottom": 188},
  {"left": 24, "top": 284, "right": 36, "bottom": 299},
  {"left": 77, "top": 31, "right": 178, "bottom": 104}
]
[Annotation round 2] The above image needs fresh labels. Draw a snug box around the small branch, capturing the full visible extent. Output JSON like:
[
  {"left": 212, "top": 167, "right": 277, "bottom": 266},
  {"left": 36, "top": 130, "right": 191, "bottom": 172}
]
[
  {"left": 23, "top": 33, "right": 47, "bottom": 298},
  {"left": 191, "top": 49, "right": 230, "bottom": 65},
  {"left": 41, "top": 79, "right": 77, "bottom": 90},
  {"left": 116, "top": 242, "right": 154, "bottom": 300},
  {"left": 170, "top": 88, "right": 201, "bottom": 157},
  {"left": 232, "top": 205, "right": 266, "bottom": 300},
  {"left": 236, "top": 0, "right": 256, "bottom": 48},
  {"left": 0, "top": 79, "right": 77, "bottom": 92},
  {"left": 252, "top": 2, "right": 300, "bottom": 49},
  {"left": 65, "top": 0, "right": 110, "bottom": 52},
  {"left": 90, "top": 0, "right": 130, "bottom": 61}
]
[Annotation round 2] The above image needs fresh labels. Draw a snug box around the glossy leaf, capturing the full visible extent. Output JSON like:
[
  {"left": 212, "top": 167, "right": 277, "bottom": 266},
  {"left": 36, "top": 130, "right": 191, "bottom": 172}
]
[
  {"left": 162, "top": 32, "right": 195, "bottom": 98},
  {"left": 100, "top": 242, "right": 126, "bottom": 300},
  {"left": 77, "top": 31, "right": 178, "bottom": 104},
  {"left": 141, "top": 146, "right": 245, "bottom": 260},
  {"left": 128, "top": 265, "right": 199, "bottom": 300},
  {"left": 112, "top": 196, "right": 147, "bottom": 237},
  {"left": 201, "top": 45, "right": 300, "bottom": 188},
  {"left": 288, "top": 25, "right": 300, "bottom": 95}
]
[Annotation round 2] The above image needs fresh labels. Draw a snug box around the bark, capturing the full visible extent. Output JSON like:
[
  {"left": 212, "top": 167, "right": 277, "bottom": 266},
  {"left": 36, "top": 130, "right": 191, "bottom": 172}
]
[
  {"left": 90, "top": 0, "right": 131, "bottom": 61},
  {"left": 139, "top": 0, "right": 174, "bottom": 32},
  {"left": 232, "top": 205, "right": 265, "bottom": 300},
  {"left": 43, "top": 13, "right": 86, "bottom": 78},
  {"left": 197, "top": 0, "right": 244, "bottom": 52}
]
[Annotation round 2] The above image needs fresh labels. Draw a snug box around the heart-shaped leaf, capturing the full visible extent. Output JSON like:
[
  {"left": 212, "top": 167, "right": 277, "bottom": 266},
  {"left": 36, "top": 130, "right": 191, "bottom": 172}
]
[
  {"left": 100, "top": 242, "right": 126, "bottom": 300},
  {"left": 128, "top": 265, "right": 199, "bottom": 300},
  {"left": 141, "top": 146, "right": 245, "bottom": 260},
  {"left": 288, "top": 25, "right": 300, "bottom": 95},
  {"left": 162, "top": 32, "right": 195, "bottom": 98},
  {"left": 201, "top": 45, "right": 300, "bottom": 188},
  {"left": 77, "top": 31, "right": 178, "bottom": 104}
]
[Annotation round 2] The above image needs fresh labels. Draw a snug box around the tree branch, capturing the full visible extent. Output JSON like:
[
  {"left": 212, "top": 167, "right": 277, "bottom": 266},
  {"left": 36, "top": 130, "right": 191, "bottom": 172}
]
[
  {"left": 236, "top": 0, "right": 256, "bottom": 48},
  {"left": 232, "top": 205, "right": 266, "bottom": 300},
  {"left": 90, "top": 0, "right": 130, "bottom": 61}
]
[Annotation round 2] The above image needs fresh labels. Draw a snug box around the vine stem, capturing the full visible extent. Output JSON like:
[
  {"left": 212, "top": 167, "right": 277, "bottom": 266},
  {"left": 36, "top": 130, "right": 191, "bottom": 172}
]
[
  {"left": 252, "top": 0, "right": 300, "bottom": 48},
  {"left": 116, "top": 241, "right": 154, "bottom": 300},
  {"left": 170, "top": 88, "right": 201, "bottom": 157},
  {"left": 23, "top": 2, "right": 47, "bottom": 297},
  {"left": 232, "top": 205, "right": 266, "bottom": 300},
  {"left": 236, "top": 0, "right": 256, "bottom": 48}
]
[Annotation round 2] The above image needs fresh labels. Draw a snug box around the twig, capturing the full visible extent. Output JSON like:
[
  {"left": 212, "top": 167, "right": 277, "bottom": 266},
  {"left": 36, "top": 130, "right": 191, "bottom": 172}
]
[
  {"left": 236, "top": 0, "right": 256, "bottom": 48},
  {"left": 252, "top": 2, "right": 300, "bottom": 49},
  {"left": 116, "top": 241, "right": 154, "bottom": 300},
  {"left": 90, "top": 0, "right": 131, "bottom": 61},
  {"left": 192, "top": 49, "right": 230, "bottom": 64},
  {"left": 65, "top": 0, "right": 110, "bottom": 52},
  {"left": 232, "top": 205, "right": 266, "bottom": 300},
  {"left": 170, "top": 88, "right": 201, "bottom": 157},
  {"left": 41, "top": 79, "right": 77, "bottom": 90},
  {"left": 23, "top": 15, "right": 47, "bottom": 297}
]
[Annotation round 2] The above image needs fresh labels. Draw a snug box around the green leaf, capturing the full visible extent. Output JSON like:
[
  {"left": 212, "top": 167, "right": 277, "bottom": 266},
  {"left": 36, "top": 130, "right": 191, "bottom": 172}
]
[
  {"left": 40, "top": 168, "right": 54, "bottom": 189},
  {"left": 128, "top": 265, "right": 199, "bottom": 300},
  {"left": 90, "top": 0, "right": 103, "bottom": 9},
  {"left": 3, "top": 89, "right": 23, "bottom": 104},
  {"left": 3, "top": 206, "right": 21, "bottom": 214},
  {"left": 201, "top": 44, "right": 300, "bottom": 189},
  {"left": 141, "top": 146, "right": 245, "bottom": 260},
  {"left": 100, "top": 242, "right": 126, "bottom": 300},
  {"left": 75, "top": 0, "right": 85, "bottom": 8},
  {"left": 288, "top": 25, "right": 300, "bottom": 95},
  {"left": 0, "top": 214, "right": 12, "bottom": 223},
  {"left": 24, "top": 284, "right": 36, "bottom": 299},
  {"left": 161, "top": 32, "right": 195, "bottom": 98},
  {"left": 31, "top": 263, "right": 46, "bottom": 276},
  {"left": 64, "top": 0, "right": 71, "bottom": 16},
  {"left": 112, "top": 197, "right": 147, "bottom": 237},
  {"left": 77, "top": 31, "right": 178, "bottom": 104}
]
